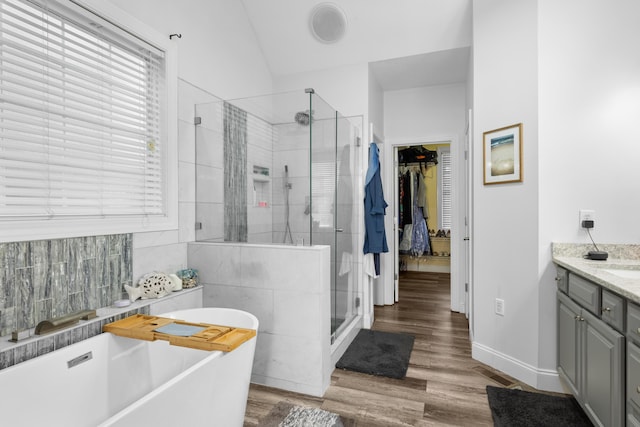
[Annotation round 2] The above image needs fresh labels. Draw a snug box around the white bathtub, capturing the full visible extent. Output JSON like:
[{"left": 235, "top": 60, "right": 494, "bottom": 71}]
[{"left": 0, "top": 308, "right": 258, "bottom": 427}]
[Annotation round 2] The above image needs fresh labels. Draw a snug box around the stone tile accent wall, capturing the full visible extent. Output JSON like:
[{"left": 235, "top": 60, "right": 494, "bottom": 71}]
[
  {"left": 0, "top": 234, "right": 132, "bottom": 337},
  {"left": 0, "top": 306, "right": 148, "bottom": 371}
]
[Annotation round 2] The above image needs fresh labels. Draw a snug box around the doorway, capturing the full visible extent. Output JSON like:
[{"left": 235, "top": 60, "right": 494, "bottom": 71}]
[
  {"left": 395, "top": 142, "right": 451, "bottom": 300},
  {"left": 380, "top": 136, "right": 466, "bottom": 314}
]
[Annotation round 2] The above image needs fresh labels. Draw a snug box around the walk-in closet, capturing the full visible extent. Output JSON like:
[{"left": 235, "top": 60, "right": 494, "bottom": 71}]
[{"left": 396, "top": 143, "right": 452, "bottom": 275}]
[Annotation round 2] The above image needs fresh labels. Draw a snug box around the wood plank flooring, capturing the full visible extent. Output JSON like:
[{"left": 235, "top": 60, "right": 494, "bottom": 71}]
[{"left": 243, "top": 271, "right": 524, "bottom": 426}]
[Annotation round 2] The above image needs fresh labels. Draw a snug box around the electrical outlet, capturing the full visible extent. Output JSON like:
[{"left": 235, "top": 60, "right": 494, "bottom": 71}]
[
  {"left": 495, "top": 298, "right": 505, "bottom": 316},
  {"left": 579, "top": 209, "right": 595, "bottom": 228}
]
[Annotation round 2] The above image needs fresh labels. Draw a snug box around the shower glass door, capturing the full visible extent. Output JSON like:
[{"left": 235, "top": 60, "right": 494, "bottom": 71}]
[
  {"left": 309, "top": 92, "right": 358, "bottom": 338},
  {"left": 334, "top": 111, "right": 359, "bottom": 339}
]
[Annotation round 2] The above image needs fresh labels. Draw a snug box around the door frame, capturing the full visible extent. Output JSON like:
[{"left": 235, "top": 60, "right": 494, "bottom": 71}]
[{"left": 382, "top": 135, "right": 467, "bottom": 313}]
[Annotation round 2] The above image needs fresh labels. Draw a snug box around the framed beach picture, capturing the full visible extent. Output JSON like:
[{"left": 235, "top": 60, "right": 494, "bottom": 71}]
[{"left": 483, "top": 123, "right": 523, "bottom": 185}]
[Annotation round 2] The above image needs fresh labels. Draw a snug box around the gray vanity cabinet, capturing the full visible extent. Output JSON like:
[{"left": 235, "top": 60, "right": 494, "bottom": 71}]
[
  {"left": 558, "top": 291, "right": 581, "bottom": 397},
  {"left": 629, "top": 302, "right": 640, "bottom": 426},
  {"left": 629, "top": 341, "right": 640, "bottom": 426},
  {"left": 557, "top": 277, "right": 625, "bottom": 427}
]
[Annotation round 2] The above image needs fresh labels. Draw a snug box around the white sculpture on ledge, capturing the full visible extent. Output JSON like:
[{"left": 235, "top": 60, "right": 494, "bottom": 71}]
[{"left": 125, "top": 272, "right": 182, "bottom": 302}]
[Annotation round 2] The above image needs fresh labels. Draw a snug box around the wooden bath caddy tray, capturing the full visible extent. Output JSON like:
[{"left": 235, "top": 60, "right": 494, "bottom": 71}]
[{"left": 103, "top": 314, "right": 256, "bottom": 352}]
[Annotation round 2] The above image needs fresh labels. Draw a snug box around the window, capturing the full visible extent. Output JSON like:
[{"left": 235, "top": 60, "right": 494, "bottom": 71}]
[
  {"left": 312, "top": 159, "right": 335, "bottom": 228},
  {"left": 0, "top": 0, "right": 175, "bottom": 241},
  {"left": 438, "top": 147, "right": 452, "bottom": 230}
]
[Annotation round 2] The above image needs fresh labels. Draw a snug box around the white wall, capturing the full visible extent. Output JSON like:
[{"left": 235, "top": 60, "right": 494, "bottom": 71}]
[
  {"left": 107, "top": 0, "right": 272, "bottom": 100},
  {"left": 539, "top": 0, "right": 640, "bottom": 246},
  {"left": 538, "top": 0, "right": 640, "bottom": 372},
  {"left": 472, "top": 0, "right": 544, "bottom": 388},
  {"left": 368, "top": 68, "right": 385, "bottom": 139},
  {"left": 385, "top": 85, "right": 467, "bottom": 139}
]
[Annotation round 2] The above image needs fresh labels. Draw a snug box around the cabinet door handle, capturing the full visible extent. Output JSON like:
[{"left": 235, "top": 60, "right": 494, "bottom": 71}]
[
  {"left": 637, "top": 386, "right": 640, "bottom": 394},
  {"left": 555, "top": 277, "right": 560, "bottom": 281},
  {"left": 637, "top": 327, "right": 640, "bottom": 335},
  {"left": 602, "top": 307, "right": 611, "bottom": 313}
]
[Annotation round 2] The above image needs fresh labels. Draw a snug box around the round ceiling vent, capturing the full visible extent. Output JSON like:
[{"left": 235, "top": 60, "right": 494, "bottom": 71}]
[{"left": 309, "top": 3, "right": 347, "bottom": 44}]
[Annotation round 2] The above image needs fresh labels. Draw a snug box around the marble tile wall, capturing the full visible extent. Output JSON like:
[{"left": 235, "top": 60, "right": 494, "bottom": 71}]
[
  {"left": 0, "top": 234, "right": 132, "bottom": 337},
  {"left": 187, "top": 241, "right": 333, "bottom": 397}
]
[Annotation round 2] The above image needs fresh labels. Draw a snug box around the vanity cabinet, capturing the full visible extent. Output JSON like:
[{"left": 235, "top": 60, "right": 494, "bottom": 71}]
[
  {"left": 629, "top": 341, "right": 640, "bottom": 426},
  {"left": 629, "top": 302, "right": 640, "bottom": 426},
  {"left": 557, "top": 274, "right": 625, "bottom": 427}
]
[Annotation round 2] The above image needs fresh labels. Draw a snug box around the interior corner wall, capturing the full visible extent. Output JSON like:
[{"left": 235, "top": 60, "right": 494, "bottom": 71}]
[{"left": 472, "top": 0, "right": 544, "bottom": 388}]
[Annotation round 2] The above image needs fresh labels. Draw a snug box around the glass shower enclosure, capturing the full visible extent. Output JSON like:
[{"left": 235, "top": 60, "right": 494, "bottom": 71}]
[{"left": 194, "top": 89, "right": 361, "bottom": 339}]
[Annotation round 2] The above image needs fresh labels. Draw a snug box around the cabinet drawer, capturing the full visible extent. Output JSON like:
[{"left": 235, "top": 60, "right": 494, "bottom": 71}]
[
  {"left": 629, "top": 302, "right": 640, "bottom": 344},
  {"left": 629, "top": 342, "right": 640, "bottom": 411},
  {"left": 568, "top": 273, "right": 600, "bottom": 315},
  {"left": 601, "top": 289, "right": 625, "bottom": 332},
  {"left": 556, "top": 266, "right": 568, "bottom": 294}
]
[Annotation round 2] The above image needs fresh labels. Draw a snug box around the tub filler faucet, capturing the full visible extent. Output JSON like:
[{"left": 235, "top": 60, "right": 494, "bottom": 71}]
[
  {"left": 11, "top": 309, "right": 97, "bottom": 342},
  {"left": 34, "top": 309, "right": 97, "bottom": 335}
]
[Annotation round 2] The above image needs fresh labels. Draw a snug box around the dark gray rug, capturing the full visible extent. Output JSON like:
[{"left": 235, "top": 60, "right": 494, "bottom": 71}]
[
  {"left": 335, "top": 329, "right": 414, "bottom": 379},
  {"left": 486, "top": 386, "right": 593, "bottom": 427},
  {"left": 257, "top": 402, "right": 356, "bottom": 427}
]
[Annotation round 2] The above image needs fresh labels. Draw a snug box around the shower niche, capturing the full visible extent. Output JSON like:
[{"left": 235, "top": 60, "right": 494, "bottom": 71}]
[{"left": 252, "top": 165, "right": 270, "bottom": 208}]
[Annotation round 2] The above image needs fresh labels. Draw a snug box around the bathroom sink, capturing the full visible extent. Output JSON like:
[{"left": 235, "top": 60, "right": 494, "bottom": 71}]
[{"left": 602, "top": 268, "right": 640, "bottom": 279}]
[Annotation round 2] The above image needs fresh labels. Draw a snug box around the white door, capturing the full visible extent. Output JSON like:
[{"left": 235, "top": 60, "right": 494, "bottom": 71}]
[
  {"left": 393, "top": 147, "right": 400, "bottom": 302},
  {"left": 465, "top": 109, "right": 474, "bottom": 335}
]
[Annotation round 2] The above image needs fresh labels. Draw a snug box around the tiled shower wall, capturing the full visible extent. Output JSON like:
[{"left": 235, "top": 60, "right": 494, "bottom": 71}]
[{"left": 0, "top": 234, "right": 132, "bottom": 337}]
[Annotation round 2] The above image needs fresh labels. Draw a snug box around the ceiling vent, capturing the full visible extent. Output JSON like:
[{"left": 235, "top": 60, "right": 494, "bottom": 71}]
[{"left": 309, "top": 3, "right": 347, "bottom": 44}]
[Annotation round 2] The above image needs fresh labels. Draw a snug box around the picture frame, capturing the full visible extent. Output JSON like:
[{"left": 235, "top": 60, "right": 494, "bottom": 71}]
[{"left": 483, "top": 123, "right": 523, "bottom": 185}]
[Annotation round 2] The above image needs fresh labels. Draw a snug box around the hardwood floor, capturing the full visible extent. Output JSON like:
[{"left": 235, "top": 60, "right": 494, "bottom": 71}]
[{"left": 243, "top": 271, "right": 523, "bottom": 426}]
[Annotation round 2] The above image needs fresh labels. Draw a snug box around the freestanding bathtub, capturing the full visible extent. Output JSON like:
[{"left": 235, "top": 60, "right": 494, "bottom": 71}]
[{"left": 0, "top": 308, "right": 258, "bottom": 427}]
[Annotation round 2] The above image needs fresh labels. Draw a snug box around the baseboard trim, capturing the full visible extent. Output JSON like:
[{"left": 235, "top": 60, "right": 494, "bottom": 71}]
[{"left": 472, "top": 341, "right": 565, "bottom": 393}]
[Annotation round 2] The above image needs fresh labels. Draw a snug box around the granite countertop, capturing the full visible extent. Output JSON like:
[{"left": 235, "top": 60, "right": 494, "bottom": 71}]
[{"left": 552, "top": 243, "right": 640, "bottom": 305}]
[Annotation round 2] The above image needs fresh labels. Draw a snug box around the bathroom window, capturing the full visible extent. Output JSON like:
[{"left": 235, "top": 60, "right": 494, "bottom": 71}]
[{"left": 0, "top": 0, "right": 177, "bottom": 241}]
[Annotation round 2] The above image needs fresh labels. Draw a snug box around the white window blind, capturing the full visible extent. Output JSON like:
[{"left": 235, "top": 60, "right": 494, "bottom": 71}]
[
  {"left": 439, "top": 149, "right": 452, "bottom": 230},
  {"left": 312, "top": 160, "right": 335, "bottom": 228},
  {"left": 0, "top": 0, "right": 165, "bottom": 219}
]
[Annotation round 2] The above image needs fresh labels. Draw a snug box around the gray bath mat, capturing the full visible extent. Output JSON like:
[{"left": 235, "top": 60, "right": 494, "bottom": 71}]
[
  {"left": 335, "top": 329, "right": 414, "bottom": 379},
  {"left": 257, "top": 402, "right": 355, "bottom": 427},
  {"left": 486, "top": 385, "right": 593, "bottom": 426}
]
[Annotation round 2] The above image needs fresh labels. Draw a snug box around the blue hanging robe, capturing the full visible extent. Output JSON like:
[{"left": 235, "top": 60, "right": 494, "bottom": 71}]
[{"left": 363, "top": 142, "right": 388, "bottom": 275}]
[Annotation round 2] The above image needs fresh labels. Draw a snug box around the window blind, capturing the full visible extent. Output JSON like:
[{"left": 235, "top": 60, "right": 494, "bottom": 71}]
[
  {"left": 0, "top": 0, "right": 165, "bottom": 219},
  {"left": 312, "top": 160, "right": 335, "bottom": 228},
  {"left": 439, "top": 149, "right": 452, "bottom": 230}
]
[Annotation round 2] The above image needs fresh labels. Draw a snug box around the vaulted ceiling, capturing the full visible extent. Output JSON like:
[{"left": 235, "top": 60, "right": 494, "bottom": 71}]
[{"left": 240, "top": 0, "right": 472, "bottom": 91}]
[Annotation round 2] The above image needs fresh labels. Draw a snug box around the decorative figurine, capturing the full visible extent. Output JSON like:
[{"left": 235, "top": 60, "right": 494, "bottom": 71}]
[{"left": 125, "top": 272, "right": 182, "bottom": 302}]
